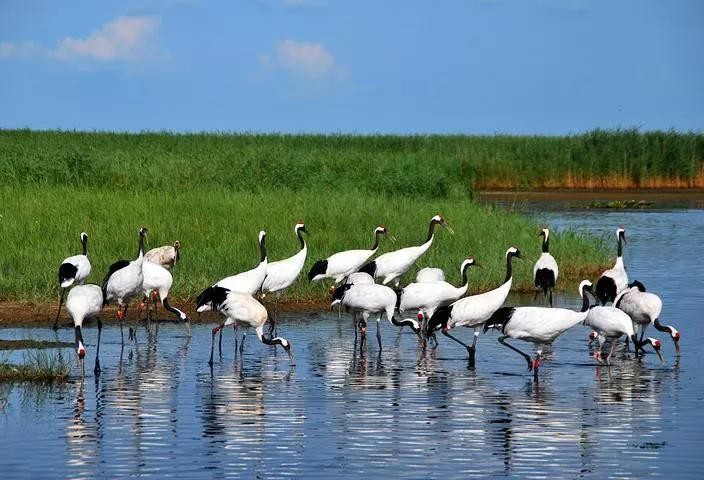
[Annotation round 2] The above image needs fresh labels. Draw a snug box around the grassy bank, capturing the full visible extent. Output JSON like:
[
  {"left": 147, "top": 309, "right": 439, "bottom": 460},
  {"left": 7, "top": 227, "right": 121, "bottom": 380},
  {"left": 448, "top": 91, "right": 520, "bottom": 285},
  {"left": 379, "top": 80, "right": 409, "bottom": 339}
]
[
  {"left": 1, "top": 129, "right": 703, "bottom": 191},
  {"left": 0, "top": 186, "right": 607, "bottom": 305}
]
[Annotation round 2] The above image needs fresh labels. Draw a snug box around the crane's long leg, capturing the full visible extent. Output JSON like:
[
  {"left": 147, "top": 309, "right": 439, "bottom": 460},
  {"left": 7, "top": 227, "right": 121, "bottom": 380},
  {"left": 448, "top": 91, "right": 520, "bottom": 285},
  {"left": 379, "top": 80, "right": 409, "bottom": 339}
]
[
  {"left": 376, "top": 314, "right": 383, "bottom": 351},
  {"left": 239, "top": 331, "right": 247, "bottom": 355},
  {"left": 218, "top": 328, "right": 223, "bottom": 356},
  {"left": 498, "top": 335, "right": 533, "bottom": 371},
  {"left": 53, "top": 288, "right": 66, "bottom": 330},
  {"left": 94, "top": 318, "right": 102, "bottom": 375},
  {"left": 548, "top": 289, "right": 553, "bottom": 308},
  {"left": 117, "top": 306, "right": 125, "bottom": 345}
]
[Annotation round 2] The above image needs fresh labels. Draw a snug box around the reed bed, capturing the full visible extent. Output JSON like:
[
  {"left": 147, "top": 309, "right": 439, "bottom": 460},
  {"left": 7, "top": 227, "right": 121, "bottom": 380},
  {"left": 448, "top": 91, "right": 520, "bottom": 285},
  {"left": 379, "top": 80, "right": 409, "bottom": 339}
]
[{"left": 1, "top": 128, "right": 702, "bottom": 192}]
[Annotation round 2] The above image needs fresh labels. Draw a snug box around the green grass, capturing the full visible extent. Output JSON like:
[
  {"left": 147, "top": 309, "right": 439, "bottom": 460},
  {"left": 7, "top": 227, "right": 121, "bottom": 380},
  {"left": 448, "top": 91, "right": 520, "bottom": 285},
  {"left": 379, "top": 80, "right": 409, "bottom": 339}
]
[
  {"left": 1, "top": 129, "right": 703, "bottom": 192},
  {"left": 0, "top": 186, "right": 607, "bottom": 304},
  {"left": 0, "top": 350, "right": 70, "bottom": 383}
]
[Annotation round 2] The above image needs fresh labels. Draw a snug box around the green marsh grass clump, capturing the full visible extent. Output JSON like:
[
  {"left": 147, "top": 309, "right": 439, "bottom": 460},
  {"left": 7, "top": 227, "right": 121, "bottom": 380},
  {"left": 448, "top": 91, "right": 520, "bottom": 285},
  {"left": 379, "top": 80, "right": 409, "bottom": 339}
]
[
  {"left": 0, "top": 350, "right": 70, "bottom": 383},
  {"left": 0, "top": 186, "right": 607, "bottom": 304}
]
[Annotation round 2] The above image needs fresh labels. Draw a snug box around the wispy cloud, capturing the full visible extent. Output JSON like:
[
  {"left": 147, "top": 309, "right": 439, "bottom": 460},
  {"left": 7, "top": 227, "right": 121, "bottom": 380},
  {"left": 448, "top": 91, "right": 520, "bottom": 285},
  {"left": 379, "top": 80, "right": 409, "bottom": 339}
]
[
  {"left": 0, "top": 15, "right": 161, "bottom": 63},
  {"left": 260, "top": 39, "right": 342, "bottom": 80}
]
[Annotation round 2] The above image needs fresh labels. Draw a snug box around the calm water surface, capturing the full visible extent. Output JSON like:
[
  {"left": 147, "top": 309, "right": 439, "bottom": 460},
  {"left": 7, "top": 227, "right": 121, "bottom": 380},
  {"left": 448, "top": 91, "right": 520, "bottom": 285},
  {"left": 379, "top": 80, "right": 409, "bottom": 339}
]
[{"left": 1, "top": 208, "right": 703, "bottom": 478}]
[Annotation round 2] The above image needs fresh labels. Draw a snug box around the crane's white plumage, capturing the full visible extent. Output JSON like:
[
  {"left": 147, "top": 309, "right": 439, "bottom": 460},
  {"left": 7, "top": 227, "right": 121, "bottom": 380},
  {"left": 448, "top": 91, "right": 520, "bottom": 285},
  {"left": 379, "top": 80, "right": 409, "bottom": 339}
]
[
  {"left": 204, "top": 287, "right": 295, "bottom": 366},
  {"left": 595, "top": 227, "right": 628, "bottom": 304},
  {"left": 141, "top": 261, "right": 190, "bottom": 333},
  {"left": 533, "top": 228, "right": 558, "bottom": 306},
  {"left": 345, "top": 272, "right": 376, "bottom": 285},
  {"left": 426, "top": 247, "right": 523, "bottom": 363},
  {"left": 615, "top": 280, "right": 680, "bottom": 352},
  {"left": 308, "top": 226, "right": 392, "bottom": 284},
  {"left": 484, "top": 280, "right": 593, "bottom": 376},
  {"left": 262, "top": 223, "right": 307, "bottom": 295},
  {"left": 416, "top": 267, "right": 446, "bottom": 283},
  {"left": 58, "top": 232, "right": 91, "bottom": 288},
  {"left": 331, "top": 282, "right": 421, "bottom": 348},
  {"left": 359, "top": 215, "right": 453, "bottom": 287},
  {"left": 66, "top": 283, "right": 104, "bottom": 374},
  {"left": 197, "top": 231, "right": 267, "bottom": 312},
  {"left": 144, "top": 241, "right": 180, "bottom": 270},
  {"left": 102, "top": 228, "right": 148, "bottom": 333},
  {"left": 399, "top": 258, "right": 476, "bottom": 319}
]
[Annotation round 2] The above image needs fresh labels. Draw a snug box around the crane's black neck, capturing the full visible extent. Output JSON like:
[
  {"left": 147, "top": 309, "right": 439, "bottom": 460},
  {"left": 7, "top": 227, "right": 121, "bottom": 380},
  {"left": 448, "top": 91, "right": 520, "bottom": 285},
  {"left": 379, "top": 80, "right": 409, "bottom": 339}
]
[
  {"left": 260, "top": 235, "right": 267, "bottom": 262},
  {"left": 74, "top": 325, "right": 83, "bottom": 348},
  {"left": 617, "top": 234, "right": 623, "bottom": 258},
  {"left": 426, "top": 219, "right": 441, "bottom": 243},
  {"left": 390, "top": 315, "right": 420, "bottom": 334},
  {"left": 163, "top": 297, "right": 185, "bottom": 321},
  {"left": 138, "top": 232, "right": 146, "bottom": 257},
  {"left": 371, "top": 230, "right": 382, "bottom": 250},
  {"left": 654, "top": 319, "right": 674, "bottom": 335},
  {"left": 542, "top": 235, "right": 549, "bottom": 253},
  {"left": 580, "top": 290, "right": 591, "bottom": 312},
  {"left": 81, "top": 236, "right": 88, "bottom": 256},
  {"left": 461, "top": 263, "right": 471, "bottom": 287},
  {"left": 504, "top": 253, "right": 516, "bottom": 283},
  {"left": 297, "top": 228, "right": 306, "bottom": 250}
]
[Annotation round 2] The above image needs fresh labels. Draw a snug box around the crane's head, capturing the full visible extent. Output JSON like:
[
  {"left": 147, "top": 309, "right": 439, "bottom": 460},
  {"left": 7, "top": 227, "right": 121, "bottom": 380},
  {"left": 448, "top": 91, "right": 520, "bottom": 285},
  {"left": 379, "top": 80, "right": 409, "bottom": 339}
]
[
  {"left": 506, "top": 246, "right": 523, "bottom": 260},
  {"left": 578, "top": 280, "right": 593, "bottom": 298},
  {"left": 77, "top": 341, "right": 86, "bottom": 359},
  {"left": 628, "top": 280, "right": 646, "bottom": 292},
  {"left": 139, "top": 227, "right": 149, "bottom": 237},
  {"left": 259, "top": 230, "right": 266, "bottom": 243},
  {"left": 173, "top": 240, "right": 181, "bottom": 250},
  {"left": 642, "top": 338, "right": 664, "bottom": 363},
  {"left": 295, "top": 222, "right": 307, "bottom": 234},
  {"left": 80, "top": 232, "right": 88, "bottom": 242},
  {"left": 330, "top": 283, "right": 352, "bottom": 308},
  {"left": 375, "top": 225, "right": 396, "bottom": 242},
  {"left": 460, "top": 257, "right": 479, "bottom": 273},
  {"left": 617, "top": 227, "right": 626, "bottom": 243},
  {"left": 539, "top": 227, "right": 549, "bottom": 239},
  {"left": 431, "top": 214, "right": 455, "bottom": 234}
]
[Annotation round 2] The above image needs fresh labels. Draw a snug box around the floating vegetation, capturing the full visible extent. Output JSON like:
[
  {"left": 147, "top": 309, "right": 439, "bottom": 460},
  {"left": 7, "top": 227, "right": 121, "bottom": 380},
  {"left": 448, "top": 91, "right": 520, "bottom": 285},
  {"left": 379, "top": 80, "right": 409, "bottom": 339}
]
[
  {"left": 587, "top": 200, "right": 656, "bottom": 209},
  {"left": 0, "top": 350, "right": 70, "bottom": 383},
  {"left": 0, "top": 339, "right": 73, "bottom": 350}
]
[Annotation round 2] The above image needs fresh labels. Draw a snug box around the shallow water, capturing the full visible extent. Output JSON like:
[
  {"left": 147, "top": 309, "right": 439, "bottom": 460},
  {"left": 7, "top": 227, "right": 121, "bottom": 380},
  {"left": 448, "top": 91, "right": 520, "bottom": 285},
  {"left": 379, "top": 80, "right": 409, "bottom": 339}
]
[{"left": 1, "top": 208, "right": 703, "bottom": 478}]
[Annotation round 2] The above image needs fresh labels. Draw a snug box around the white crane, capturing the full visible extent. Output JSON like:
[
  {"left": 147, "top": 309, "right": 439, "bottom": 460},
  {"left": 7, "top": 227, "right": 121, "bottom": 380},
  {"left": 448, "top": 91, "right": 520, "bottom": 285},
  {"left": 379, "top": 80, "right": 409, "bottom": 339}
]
[
  {"left": 307, "top": 226, "right": 394, "bottom": 284},
  {"left": 358, "top": 215, "right": 454, "bottom": 287},
  {"left": 533, "top": 228, "right": 558, "bottom": 307},
  {"left": 330, "top": 282, "right": 421, "bottom": 351},
  {"left": 398, "top": 257, "right": 478, "bottom": 331},
  {"left": 595, "top": 227, "right": 628, "bottom": 304},
  {"left": 615, "top": 280, "right": 680, "bottom": 354},
  {"left": 65, "top": 284, "right": 103, "bottom": 376},
  {"left": 197, "top": 230, "right": 267, "bottom": 312},
  {"left": 484, "top": 280, "right": 593, "bottom": 379},
  {"left": 583, "top": 284, "right": 663, "bottom": 364},
  {"left": 262, "top": 223, "right": 308, "bottom": 331},
  {"left": 203, "top": 287, "right": 295, "bottom": 366},
  {"left": 144, "top": 240, "right": 181, "bottom": 270},
  {"left": 139, "top": 261, "right": 191, "bottom": 335},
  {"left": 54, "top": 232, "right": 92, "bottom": 330},
  {"left": 426, "top": 247, "right": 524, "bottom": 365},
  {"left": 102, "top": 227, "right": 148, "bottom": 344}
]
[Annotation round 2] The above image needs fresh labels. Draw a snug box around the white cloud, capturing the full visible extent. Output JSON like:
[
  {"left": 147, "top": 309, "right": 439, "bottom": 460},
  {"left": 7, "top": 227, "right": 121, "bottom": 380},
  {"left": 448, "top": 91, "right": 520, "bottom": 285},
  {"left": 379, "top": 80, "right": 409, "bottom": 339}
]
[
  {"left": 275, "top": 39, "right": 336, "bottom": 78},
  {"left": 0, "top": 15, "right": 160, "bottom": 63}
]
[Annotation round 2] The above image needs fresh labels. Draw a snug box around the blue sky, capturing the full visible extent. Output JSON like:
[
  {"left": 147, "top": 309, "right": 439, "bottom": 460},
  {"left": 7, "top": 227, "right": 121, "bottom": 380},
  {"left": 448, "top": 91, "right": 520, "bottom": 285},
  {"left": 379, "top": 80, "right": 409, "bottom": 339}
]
[{"left": 0, "top": 0, "right": 702, "bottom": 134}]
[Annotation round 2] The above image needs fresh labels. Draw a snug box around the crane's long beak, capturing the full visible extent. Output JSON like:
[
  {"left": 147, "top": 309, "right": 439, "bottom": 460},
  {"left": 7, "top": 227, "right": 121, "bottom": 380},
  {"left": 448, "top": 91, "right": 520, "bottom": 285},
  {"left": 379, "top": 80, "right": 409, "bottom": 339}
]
[
  {"left": 387, "top": 232, "right": 397, "bottom": 242},
  {"left": 655, "top": 348, "right": 664, "bottom": 364},
  {"left": 443, "top": 222, "right": 455, "bottom": 234}
]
